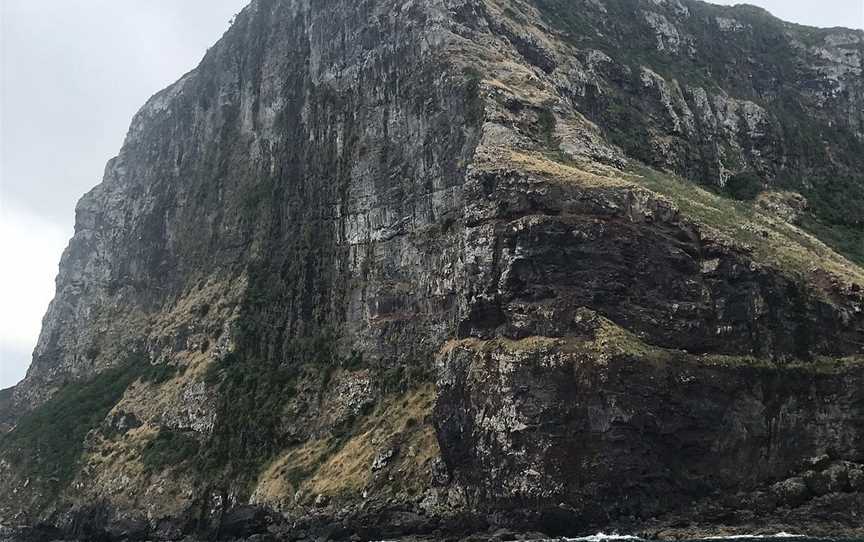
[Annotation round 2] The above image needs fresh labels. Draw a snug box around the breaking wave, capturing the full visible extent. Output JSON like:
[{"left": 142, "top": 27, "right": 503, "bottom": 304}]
[
  {"left": 564, "top": 534, "right": 644, "bottom": 542},
  {"left": 703, "top": 534, "right": 806, "bottom": 540}
]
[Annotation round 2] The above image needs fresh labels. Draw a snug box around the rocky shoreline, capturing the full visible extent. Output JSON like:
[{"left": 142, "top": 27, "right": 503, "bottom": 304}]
[{"left": 3, "top": 506, "right": 864, "bottom": 542}]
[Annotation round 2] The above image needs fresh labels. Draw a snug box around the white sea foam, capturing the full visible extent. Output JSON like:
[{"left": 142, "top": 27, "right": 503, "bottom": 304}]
[
  {"left": 703, "top": 534, "right": 806, "bottom": 540},
  {"left": 564, "top": 534, "right": 644, "bottom": 542}
]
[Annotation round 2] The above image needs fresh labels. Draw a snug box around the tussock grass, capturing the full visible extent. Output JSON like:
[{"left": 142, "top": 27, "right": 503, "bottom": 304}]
[
  {"left": 628, "top": 165, "right": 864, "bottom": 289},
  {"left": 504, "top": 150, "right": 864, "bottom": 292},
  {"left": 252, "top": 384, "right": 439, "bottom": 507},
  {"left": 507, "top": 150, "right": 635, "bottom": 189},
  {"left": 446, "top": 309, "right": 862, "bottom": 373}
]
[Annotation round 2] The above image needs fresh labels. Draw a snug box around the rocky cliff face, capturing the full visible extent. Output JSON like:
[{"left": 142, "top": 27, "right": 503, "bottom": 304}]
[{"left": 2, "top": 0, "right": 863, "bottom": 539}]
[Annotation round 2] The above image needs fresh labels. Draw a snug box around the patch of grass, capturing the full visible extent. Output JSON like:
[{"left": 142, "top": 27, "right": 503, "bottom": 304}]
[
  {"left": 141, "top": 429, "right": 200, "bottom": 471},
  {"left": 587, "top": 316, "right": 667, "bottom": 361},
  {"left": 253, "top": 384, "right": 438, "bottom": 506},
  {"left": 628, "top": 164, "right": 864, "bottom": 289},
  {"left": 198, "top": 237, "right": 369, "bottom": 483},
  {"left": 507, "top": 151, "right": 862, "bottom": 290},
  {"left": 0, "top": 363, "right": 144, "bottom": 486},
  {"left": 507, "top": 150, "right": 633, "bottom": 189},
  {"left": 254, "top": 439, "right": 340, "bottom": 504},
  {"left": 200, "top": 328, "right": 363, "bottom": 481},
  {"left": 454, "top": 310, "right": 862, "bottom": 375},
  {"left": 798, "top": 217, "right": 864, "bottom": 267},
  {"left": 467, "top": 311, "right": 667, "bottom": 364},
  {"left": 0, "top": 352, "right": 190, "bottom": 493}
]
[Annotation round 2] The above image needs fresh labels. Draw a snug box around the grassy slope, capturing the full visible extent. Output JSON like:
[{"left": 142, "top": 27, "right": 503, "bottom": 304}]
[
  {"left": 629, "top": 165, "right": 864, "bottom": 285},
  {"left": 509, "top": 150, "right": 864, "bottom": 290},
  {"left": 0, "top": 361, "right": 177, "bottom": 489}
]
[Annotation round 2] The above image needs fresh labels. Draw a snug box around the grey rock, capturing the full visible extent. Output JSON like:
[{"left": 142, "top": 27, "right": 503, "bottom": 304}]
[{"left": 771, "top": 477, "right": 810, "bottom": 507}]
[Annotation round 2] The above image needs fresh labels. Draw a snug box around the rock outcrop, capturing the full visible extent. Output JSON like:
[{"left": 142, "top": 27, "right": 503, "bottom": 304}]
[{"left": 2, "top": 0, "right": 863, "bottom": 539}]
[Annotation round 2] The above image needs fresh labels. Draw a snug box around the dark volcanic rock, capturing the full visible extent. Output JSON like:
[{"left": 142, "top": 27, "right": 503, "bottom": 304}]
[
  {"left": 435, "top": 323, "right": 864, "bottom": 533},
  {"left": 217, "top": 505, "right": 277, "bottom": 540}
]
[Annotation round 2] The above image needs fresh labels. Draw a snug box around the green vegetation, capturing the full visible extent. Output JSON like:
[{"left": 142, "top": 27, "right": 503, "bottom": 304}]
[
  {"left": 140, "top": 361, "right": 182, "bottom": 384},
  {"left": 201, "top": 350, "right": 300, "bottom": 475},
  {"left": 724, "top": 171, "right": 764, "bottom": 201},
  {"left": 0, "top": 363, "right": 143, "bottom": 486},
  {"left": 0, "top": 353, "right": 187, "bottom": 490},
  {"left": 463, "top": 66, "right": 485, "bottom": 126},
  {"left": 799, "top": 217, "right": 864, "bottom": 267},
  {"left": 802, "top": 172, "right": 864, "bottom": 229},
  {"left": 629, "top": 164, "right": 864, "bottom": 286},
  {"left": 771, "top": 103, "right": 864, "bottom": 233},
  {"left": 480, "top": 309, "right": 863, "bottom": 375},
  {"left": 141, "top": 429, "right": 200, "bottom": 471},
  {"left": 193, "top": 201, "right": 354, "bottom": 482},
  {"left": 537, "top": 107, "right": 558, "bottom": 148},
  {"left": 200, "top": 329, "right": 361, "bottom": 482},
  {"left": 533, "top": 0, "right": 801, "bottom": 90}
]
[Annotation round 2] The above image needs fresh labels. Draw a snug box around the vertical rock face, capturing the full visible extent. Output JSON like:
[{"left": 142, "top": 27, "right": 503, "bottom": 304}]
[
  {"left": 1, "top": 0, "right": 863, "bottom": 539},
  {"left": 13, "top": 0, "right": 481, "bottom": 409}
]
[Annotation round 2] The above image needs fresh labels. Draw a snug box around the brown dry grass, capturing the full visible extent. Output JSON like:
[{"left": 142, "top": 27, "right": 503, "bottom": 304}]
[{"left": 252, "top": 384, "right": 439, "bottom": 507}]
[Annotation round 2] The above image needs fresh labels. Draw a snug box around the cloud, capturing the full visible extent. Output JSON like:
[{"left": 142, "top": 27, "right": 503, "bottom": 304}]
[
  {"left": 0, "top": 346, "right": 31, "bottom": 392},
  {"left": 707, "top": 0, "right": 863, "bottom": 30},
  {"left": 0, "top": 0, "right": 248, "bottom": 390},
  {"left": 1, "top": 0, "right": 249, "bottom": 228},
  {"left": 0, "top": 199, "right": 69, "bottom": 388}
]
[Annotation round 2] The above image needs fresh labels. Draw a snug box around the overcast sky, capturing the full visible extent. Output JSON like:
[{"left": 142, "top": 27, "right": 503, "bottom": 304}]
[
  {"left": 711, "top": 0, "right": 864, "bottom": 29},
  {"left": 0, "top": 0, "right": 862, "bottom": 390},
  {"left": 0, "top": 0, "right": 250, "bottom": 389}
]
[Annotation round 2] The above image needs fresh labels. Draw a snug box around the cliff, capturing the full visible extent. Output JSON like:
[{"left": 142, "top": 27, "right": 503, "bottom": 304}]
[{"left": 1, "top": 0, "right": 863, "bottom": 540}]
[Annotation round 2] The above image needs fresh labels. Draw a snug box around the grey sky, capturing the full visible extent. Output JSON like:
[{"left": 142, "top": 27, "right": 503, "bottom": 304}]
[
  {"left": 0, "top": 0, "right": 862, "bottom": 390},
  {"left": 710, "top": 0, "right": 863, "bottom": 29},
  {"left": 0, "top": 0, "right": 250, "bottom": 389}
]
